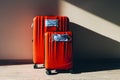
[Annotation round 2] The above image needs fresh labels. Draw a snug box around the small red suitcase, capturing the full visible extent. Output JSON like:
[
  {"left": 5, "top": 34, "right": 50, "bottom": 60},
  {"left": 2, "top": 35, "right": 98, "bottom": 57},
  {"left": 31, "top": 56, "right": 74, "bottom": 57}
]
[
  {"left": 32, "top": 16, "right": 69, "bottom": 68},
  {"left": 45, "top": 32, "right": 72, "bottom": 74}
]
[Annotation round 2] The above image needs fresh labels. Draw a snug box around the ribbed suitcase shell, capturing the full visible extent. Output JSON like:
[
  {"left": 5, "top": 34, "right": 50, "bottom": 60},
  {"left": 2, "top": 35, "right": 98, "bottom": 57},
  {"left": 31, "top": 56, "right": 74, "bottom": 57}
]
[
  {"left": 45, "top": 32, "right": 72, "bottom": 70},
  {"left": 32, "top": 16, "right": 69, "bottom": 64}
]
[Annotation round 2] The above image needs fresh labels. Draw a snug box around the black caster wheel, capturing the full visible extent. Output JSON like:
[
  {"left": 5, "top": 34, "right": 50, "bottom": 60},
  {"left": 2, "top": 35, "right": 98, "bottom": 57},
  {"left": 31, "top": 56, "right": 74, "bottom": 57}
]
[
  {"left": 46, "top": 70, "right": 51, "bottom": 75},
  {"left": 69, "top": 69, "right": 75, "bottom": 74},
  {"left": 34, "top": 64, "right": 38, "bottom": 69}
]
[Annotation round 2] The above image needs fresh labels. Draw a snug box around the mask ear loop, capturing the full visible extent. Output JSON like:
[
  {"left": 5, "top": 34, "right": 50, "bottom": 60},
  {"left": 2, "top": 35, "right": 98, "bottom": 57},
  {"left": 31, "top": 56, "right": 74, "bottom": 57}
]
[
  {"left": 67, "top": 35, "right": 72, "bottom": 42},
  {"left": 62, "top": 34, "right": 72, "bottom": 42},
  {"left": 52, "top": 34, "right": 60, "bottom": 42}
]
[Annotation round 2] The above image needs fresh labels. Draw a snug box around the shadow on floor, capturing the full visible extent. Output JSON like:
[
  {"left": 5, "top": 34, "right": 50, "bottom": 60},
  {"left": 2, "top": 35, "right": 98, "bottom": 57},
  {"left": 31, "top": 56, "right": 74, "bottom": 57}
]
[{"left": 72, "top": 59, "right": 120, "bottom": 73}]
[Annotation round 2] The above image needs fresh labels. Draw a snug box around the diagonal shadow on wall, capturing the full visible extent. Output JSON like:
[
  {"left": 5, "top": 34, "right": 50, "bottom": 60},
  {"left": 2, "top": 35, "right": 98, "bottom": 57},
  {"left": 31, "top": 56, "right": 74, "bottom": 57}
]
[
  {"left": 65, "top": 0, "right": 120, "bottom": 26},
  {"left": 69, "top": 22, "right": 120, "bottom": 73}
]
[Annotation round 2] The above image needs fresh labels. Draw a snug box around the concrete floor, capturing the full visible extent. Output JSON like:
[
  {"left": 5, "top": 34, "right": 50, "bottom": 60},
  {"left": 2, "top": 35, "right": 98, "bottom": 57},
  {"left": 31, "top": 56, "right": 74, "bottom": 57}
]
[{"left": 1, "top": 64, "right": 120, "bottom": 80}]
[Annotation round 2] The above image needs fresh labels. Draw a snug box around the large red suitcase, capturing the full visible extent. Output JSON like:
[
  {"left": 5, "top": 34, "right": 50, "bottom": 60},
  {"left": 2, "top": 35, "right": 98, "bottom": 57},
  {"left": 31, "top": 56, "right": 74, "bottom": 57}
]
[
  {"left": 44, "top": 32, "right": 72, "bottom": 74},
  {"left": 32, "top": 16, "right": 69, "bottom": 68}
]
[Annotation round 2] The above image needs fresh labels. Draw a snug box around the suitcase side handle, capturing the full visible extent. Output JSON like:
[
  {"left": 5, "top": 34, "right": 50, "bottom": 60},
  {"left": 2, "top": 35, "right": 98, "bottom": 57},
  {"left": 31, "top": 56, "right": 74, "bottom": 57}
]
[{"left": 31, "top": 23, "right": 34, "bottom": 28}]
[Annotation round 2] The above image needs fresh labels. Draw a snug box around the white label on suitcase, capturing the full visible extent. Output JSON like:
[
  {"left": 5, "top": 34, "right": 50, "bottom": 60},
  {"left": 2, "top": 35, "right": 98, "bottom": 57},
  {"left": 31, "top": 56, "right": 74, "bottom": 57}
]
[
  {"left": 53, "top": 34, "right": 71, "bottom": 42},
  {"left": 45, "top": 19, "right": 58, "bottom": 27}
]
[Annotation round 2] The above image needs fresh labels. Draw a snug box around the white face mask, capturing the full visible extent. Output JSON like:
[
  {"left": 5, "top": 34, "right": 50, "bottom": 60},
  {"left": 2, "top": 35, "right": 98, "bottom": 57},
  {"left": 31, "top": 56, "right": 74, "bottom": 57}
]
[
  {"left": 45, "top": 19, "right": 58, "bottom": 27},
  {"left": 53, "top": 34, "right": 71, "bottom": 42}
]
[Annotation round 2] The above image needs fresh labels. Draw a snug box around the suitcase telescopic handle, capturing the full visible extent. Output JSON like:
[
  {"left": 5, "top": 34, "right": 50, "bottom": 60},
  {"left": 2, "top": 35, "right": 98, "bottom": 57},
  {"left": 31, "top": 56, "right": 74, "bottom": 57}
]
[
  {"left": 31, "top": 23, "right": 34, "bottom": 42},
  {"left": 31, "top": 23, "right": 34, "bottom": 28}
]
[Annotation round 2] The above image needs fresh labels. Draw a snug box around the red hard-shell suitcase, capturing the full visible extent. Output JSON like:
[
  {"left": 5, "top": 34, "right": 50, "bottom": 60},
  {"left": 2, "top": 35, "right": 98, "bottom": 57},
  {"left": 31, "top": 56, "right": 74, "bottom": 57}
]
[
  {"left": 32, "top": 16, "right": 69, "bottom": 68},
  {"left": 45, "top": 32, "right": 72, "bottom": 74}
]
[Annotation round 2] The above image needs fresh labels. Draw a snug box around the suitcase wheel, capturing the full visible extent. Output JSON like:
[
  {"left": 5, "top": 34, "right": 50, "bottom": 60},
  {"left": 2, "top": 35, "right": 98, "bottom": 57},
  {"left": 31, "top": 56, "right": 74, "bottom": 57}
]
[
  {"left": 33, "top": 64, "right": 38, "bottom": 69},
  {"left": 69, "top": 69, "right": 75, "bottom": 74},
  {"left": 43, "top": 64, "right": 45, "bottom": 67},
  {"left": 46, "top": 70, "right": 51, "bottom": 75}
]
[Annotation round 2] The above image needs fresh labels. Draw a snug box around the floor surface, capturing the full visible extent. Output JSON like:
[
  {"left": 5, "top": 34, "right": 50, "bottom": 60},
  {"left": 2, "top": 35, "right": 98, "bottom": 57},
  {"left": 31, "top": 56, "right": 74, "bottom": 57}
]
[{"left": 0, "top": 64, "right": 120, "bottom": 80}]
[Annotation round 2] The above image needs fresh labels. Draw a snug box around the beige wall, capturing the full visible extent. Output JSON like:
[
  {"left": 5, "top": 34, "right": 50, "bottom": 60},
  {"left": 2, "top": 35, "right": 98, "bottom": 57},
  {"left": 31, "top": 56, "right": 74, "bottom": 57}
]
[
  {"left": 60, "top": 0, "right": 120, "bottom": 59},
  {"left": 0, "top": 0, "right": 59, "bottom": 59},
  {"left": 60, "top": 0, "right": 120, "bottom": 42},
  {"left": 0, "top": 0, "right": 120, "bottom": 60}
]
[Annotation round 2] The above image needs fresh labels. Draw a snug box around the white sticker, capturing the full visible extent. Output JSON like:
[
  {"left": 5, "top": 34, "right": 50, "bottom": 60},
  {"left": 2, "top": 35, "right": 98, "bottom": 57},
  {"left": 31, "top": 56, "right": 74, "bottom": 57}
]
[{"left": 45, "top": 19, "right": 58, "bottom": 27}]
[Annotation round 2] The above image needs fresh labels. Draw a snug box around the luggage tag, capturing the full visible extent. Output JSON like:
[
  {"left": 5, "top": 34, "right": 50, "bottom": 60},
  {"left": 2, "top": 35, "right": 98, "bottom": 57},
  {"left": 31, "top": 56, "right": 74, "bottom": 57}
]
[
  {"left": 52, "top": 34, "right": 72, "bottom": 42},
  {"left": 45, "top": 19, "right": 58, "bottom": 27}
]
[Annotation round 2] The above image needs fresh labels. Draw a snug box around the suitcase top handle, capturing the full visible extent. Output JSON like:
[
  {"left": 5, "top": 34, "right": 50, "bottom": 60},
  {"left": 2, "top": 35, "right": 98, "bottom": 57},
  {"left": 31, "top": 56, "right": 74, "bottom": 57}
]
[
  {"left": 52, "top": 34, "right": 72, "bottom": 42},
  {"left": 45, "top": 19, "right": 58, "bottom": 27}
]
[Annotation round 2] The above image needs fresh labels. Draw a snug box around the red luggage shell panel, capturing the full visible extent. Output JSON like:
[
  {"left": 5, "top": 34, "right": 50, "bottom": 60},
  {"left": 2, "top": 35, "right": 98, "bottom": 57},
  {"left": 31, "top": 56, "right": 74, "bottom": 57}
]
[
  {"left": 45, "top": 32, "right": 72, "bottom": 70},
  {"left": 33, "top": 16, "right": 69, "bottom": 64}
]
